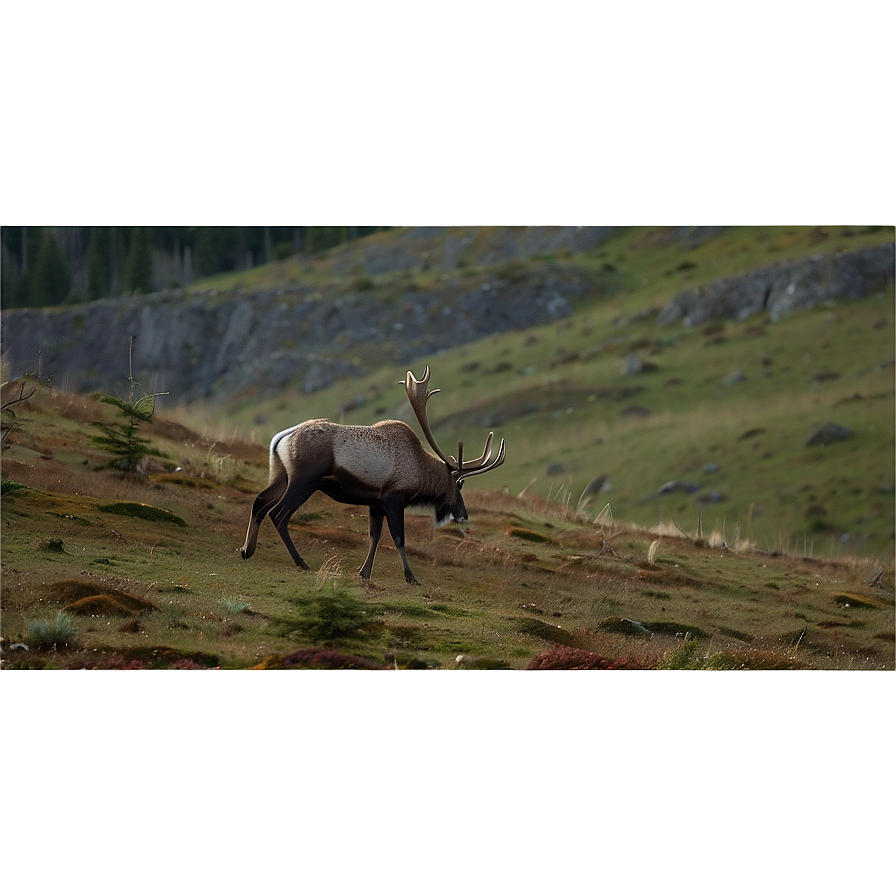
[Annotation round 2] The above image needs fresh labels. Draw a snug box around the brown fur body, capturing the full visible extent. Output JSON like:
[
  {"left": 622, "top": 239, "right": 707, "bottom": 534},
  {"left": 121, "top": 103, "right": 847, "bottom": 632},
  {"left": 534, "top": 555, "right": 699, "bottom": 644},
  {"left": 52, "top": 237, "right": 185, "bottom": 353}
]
[{"left": 240, "top": 418, "right": 467, "bottom": 585}]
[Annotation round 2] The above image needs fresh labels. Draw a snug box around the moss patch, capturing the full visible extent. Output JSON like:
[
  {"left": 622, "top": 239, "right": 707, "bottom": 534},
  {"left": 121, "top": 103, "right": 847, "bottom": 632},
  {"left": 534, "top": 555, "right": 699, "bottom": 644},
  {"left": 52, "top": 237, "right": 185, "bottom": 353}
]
[
  {"left": 506, "top": 526, "right": 554, "bottom": 544},
  {"left": 516, "top": 616, "right": 578, "bottom": 645},
  {"left": 99, "top": 502, "right": 186, "bottom": 526}
]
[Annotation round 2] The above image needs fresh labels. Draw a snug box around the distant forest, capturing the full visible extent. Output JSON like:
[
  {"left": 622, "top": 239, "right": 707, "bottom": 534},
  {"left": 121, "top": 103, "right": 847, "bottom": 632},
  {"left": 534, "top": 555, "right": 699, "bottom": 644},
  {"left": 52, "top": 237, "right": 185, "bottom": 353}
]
[{"left": 1, "top": 226, "right": 387, "bottom": 309}]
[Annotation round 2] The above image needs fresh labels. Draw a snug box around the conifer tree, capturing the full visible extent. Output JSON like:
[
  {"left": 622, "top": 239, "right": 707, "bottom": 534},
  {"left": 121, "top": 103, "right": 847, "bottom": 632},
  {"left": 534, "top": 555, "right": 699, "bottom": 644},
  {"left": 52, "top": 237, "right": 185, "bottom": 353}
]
[
  {"left": 123, "top": 226, "right": 154, "bottom": 293},
  {"left": 85, "top": 227, "right": 107, "bottom": 301},
  {"left": 27, "top": 229, "right": 72, "bottom": 307}
]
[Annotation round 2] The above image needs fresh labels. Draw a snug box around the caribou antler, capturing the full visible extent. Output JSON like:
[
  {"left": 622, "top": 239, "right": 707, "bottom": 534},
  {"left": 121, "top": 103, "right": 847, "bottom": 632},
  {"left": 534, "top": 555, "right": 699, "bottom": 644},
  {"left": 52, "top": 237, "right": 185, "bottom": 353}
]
[
  {"left": 403, "top": 366, "right": 506, "bottom": 479},
  {"left": 457, "top": 434, "right": 505, "bottom": 481},
  {"left": 403, "top": 366, "right": 457, "bottom": 467}
]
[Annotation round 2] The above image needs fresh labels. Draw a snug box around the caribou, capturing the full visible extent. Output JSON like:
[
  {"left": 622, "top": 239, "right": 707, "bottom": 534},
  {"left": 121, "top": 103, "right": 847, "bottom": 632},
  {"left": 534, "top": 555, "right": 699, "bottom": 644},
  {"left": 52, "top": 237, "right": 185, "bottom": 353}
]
[{"left": 239, "top": 366, "right": 505, "bottom": 585}]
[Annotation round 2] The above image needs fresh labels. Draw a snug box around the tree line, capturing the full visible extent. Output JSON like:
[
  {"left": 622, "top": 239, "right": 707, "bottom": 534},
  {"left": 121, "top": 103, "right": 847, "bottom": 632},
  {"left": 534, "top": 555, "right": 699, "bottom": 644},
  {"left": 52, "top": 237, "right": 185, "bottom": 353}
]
[{"left": 1, "top": 226, "right": 386, "bottom": 309}]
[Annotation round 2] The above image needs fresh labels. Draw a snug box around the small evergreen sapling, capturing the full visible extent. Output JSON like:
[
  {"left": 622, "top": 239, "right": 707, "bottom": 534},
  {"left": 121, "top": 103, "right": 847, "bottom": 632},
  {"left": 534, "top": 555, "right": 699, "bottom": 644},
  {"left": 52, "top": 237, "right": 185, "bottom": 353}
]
[{"left": 90, "top": 336, "right": 167, "bottom": 474}]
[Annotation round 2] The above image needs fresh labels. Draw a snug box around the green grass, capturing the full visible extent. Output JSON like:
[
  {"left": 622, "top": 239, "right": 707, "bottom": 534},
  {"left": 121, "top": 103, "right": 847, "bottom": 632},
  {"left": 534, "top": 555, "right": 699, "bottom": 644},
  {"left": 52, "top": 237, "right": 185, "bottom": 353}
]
[{"left": 1, "top": 384, "right": 892, "bottom": 670}]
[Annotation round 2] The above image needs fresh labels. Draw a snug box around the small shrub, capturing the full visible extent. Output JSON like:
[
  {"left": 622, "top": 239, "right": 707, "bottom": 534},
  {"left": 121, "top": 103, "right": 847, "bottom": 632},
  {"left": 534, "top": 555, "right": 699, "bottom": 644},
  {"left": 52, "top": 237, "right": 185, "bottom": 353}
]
[
  {"left": 301, "top": 588, "right": 374, "bottom": 643},
  {"left": 91, "top": 392, "right": 164, "bottom": 473},
  {"left": 161, "top": 604, "right": 190, "bottom": 630},
  {"left": 222, "top": 598, "right": 251, "bottom": 614},
  {"left": 41, "top": 536, "right": 66, "bottom": 553},
  {"left": 90, "top": 339, "right": 167, "bottom": 474},
  {"left": 26, "top": 611, "right": 77, "bottom": 650},
  {"left": 1, "top": 475, "right": 28, "bottom": 496},
  {"left": 353, "top": 275, "right": 377, "bottom": 292},
  {"left": 658, "top": 637, "right": 703, "bottom": 669}
]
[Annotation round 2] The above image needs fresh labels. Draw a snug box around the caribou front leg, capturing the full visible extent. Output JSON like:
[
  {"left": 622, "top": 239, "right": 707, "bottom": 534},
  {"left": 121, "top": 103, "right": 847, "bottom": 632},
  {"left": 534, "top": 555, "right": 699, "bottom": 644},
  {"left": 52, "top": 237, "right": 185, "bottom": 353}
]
[
  {"left": 384, "top": 498, "right": 420, "bottom": 586},
  {"left": 358, "top": 507, "right": 385, "bottom": 581}
]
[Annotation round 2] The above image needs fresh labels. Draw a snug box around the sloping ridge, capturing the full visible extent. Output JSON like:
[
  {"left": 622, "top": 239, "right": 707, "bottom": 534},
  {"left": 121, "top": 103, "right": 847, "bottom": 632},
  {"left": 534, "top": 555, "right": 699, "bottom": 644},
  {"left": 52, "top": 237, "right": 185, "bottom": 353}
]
[
  {"left": 1, "top": 226, "right": 612, "bottom": 402},
  {"left": 657, "top": 242, "right": 894, "bottom": 326}
]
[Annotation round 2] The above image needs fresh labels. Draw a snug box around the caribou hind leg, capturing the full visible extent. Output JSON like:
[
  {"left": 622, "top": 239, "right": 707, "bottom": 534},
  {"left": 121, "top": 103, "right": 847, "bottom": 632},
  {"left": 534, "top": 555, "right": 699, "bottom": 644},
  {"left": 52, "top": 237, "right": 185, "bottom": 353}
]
[
  {"left": 240, "top": 471, "right": 289, "bottom": 560},
  {"left": 268, "top": 478, "right": 319, "bottom": 570}
]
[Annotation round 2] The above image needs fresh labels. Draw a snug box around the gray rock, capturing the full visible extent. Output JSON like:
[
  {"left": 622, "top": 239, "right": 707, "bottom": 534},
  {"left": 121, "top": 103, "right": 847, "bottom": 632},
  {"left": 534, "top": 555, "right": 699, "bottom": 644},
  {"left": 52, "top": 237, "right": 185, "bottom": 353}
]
[
  {"left": 621, "top": 354, "right": 657, "bottom": 375},
  {"left": 657, "top": 242, "right": 894, "bottom": 327},
  {"left": 656, "top": 480, "right": 700, "bottom": 495},
  {"left": 803, "top": 422, "right": 854, "bottom": 447}
]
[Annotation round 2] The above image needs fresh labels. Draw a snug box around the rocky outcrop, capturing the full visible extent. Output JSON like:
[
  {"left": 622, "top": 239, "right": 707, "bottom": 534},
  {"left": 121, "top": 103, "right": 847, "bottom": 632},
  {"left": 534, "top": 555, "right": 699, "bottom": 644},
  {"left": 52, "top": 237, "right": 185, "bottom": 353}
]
[
  {"left": 657, "top": 242, "right": 894, "bottom": 327},
  {"left": 1, "top": 267, "right": 586, "bottom": 401}
]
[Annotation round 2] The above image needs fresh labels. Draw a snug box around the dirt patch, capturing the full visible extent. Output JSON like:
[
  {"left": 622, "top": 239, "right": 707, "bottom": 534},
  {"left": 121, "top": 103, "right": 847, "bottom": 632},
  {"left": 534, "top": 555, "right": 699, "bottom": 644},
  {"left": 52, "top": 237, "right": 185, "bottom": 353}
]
[
  {"left": 47, "top": 579, "right": 160, "bottom": 614},
  {"left": 66, "top": 594, "right": 144, "bottom": 616},
  {"left": 635, "top": 567, "right": 701, "bottom": 589},
  {"left": 305, "top": 525, "right": 366, "bottom": 548},
  {"left": 152, "top": 472, "right": 216, "bottom": 490}
]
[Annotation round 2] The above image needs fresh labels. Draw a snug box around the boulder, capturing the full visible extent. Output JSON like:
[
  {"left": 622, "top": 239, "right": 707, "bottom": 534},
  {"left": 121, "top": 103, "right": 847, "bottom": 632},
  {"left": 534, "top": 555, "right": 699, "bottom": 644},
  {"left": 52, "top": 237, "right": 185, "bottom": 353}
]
[{"left": 803, "top": 422, "right": 854, "bottom": 447}]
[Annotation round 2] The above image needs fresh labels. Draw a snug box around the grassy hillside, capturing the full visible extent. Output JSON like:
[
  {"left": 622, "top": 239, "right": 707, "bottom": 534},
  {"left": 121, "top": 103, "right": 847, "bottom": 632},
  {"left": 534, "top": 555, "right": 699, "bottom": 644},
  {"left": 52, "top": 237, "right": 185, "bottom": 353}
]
[
  {"left": 176, "top": 225, "right": 895, "bottom": 563},
  {"left": 1, "top": 386, "right": 893, "bottom": 670}
]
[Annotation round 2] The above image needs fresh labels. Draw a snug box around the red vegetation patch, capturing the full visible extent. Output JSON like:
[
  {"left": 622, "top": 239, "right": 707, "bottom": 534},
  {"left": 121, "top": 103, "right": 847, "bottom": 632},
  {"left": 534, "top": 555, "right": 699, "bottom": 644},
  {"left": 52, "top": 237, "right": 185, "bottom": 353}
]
[
  {"left": 66, "top": 654, "right": 148, "bottom": 669},
  {"left": 256, "top": 649, "right": 387, "bottom": 670},
  {"left": 527, "top": 645, "right": 653, "bottom": 670}
]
